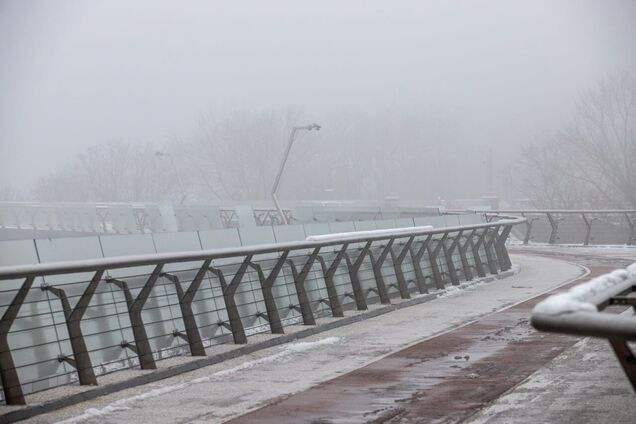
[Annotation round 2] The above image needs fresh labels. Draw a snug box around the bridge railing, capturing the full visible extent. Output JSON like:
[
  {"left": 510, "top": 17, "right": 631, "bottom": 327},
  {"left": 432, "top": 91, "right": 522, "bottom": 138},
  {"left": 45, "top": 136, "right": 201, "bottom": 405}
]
[
  {"left": 486, "top": 210, "right": 636, "bottom": 245},
  {"left": 531, "top": 264, "right": 636, "bottom": 393},
  {"left": 0, "top": 216, "right": 523, "bottom": 405}
]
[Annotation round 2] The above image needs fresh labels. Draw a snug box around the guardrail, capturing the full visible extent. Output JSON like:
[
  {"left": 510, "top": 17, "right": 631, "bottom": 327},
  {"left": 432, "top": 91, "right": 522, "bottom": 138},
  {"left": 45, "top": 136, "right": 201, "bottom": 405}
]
[
  {"left": 487, "top": 210, "right": 636, "bottom": 245},
  {"left": 531, "top": 263, "right": 636, "bottom": 393},
  {"left": 0, "top": 216, "right": 523, "bottom": 404}
]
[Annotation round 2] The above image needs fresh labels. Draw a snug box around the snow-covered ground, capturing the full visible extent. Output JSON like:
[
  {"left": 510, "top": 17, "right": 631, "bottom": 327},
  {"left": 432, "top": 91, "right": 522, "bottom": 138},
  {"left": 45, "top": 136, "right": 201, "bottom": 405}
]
[
  {"left": 19, "top": 253, "right": 584, "bottom": 424},
  {"left": 465, "top": 334, "right": 636, "bottom": 424}
]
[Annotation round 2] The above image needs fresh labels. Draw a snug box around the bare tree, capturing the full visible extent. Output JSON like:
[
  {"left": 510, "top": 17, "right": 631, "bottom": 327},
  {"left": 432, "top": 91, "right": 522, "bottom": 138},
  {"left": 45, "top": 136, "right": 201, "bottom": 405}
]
[
  {"left": 33, "top": 141, "right": 179, "bottom": 202},
  {"left": 510, "top": 71, "right": 636, "bottom": 209}
]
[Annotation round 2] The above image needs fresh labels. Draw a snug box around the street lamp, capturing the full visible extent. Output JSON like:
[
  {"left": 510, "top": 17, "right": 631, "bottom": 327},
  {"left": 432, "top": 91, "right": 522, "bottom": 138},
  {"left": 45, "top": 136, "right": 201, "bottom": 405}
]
[
  {"left": 156, "top": 151, "right": 187, "bottom": 205},
  {"left": 271, "top": 123, "right": 321, "bottom": 225}
]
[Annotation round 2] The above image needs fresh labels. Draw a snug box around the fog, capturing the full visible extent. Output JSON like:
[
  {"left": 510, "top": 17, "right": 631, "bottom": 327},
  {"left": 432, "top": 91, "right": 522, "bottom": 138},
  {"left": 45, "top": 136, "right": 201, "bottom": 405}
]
[{"left": 1, "top": 0, "right": 635, "bottom": 203}]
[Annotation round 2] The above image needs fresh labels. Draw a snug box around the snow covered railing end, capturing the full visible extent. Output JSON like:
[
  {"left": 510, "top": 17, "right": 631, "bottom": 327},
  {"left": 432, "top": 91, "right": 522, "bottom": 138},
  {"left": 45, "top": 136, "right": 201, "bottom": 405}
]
[{"left": 531, "top": 263, "right": 636, "bottom": 392}]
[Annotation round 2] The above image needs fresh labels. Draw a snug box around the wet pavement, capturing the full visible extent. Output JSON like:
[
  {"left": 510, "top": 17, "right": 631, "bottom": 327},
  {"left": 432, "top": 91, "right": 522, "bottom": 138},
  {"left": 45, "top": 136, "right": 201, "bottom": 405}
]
[{"left": 230, "top": 248, "right": 635, "bottom": 423}]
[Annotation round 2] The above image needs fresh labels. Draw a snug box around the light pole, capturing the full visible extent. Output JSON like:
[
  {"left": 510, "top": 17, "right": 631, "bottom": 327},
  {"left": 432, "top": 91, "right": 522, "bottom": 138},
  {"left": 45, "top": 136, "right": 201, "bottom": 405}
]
[
  {"left": 156, "top": 151, "right": 187, "bottom": 205},
  {"left": 271, "top": 123, "right": 321, "bottom": 225}
]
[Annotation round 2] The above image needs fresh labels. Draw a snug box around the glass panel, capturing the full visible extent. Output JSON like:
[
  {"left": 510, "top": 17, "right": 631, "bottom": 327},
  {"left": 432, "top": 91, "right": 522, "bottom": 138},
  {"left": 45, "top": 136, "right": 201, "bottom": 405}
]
[
  {"left": 328, "top": 221, "right": 355, "bottom": 234},
  {"left": 353, "top": 221, "right": 377, "bottom": 231},
  {"left": 414, "top": 216, "right": 446, "bottom": 228},
  {"left": 273, "top": 224, "right": 306, "bottom": 243},
  {"left": 238, "top": 226, "right": 276, "bottom": 246},
  {"left": 198, "top": 228, "right": 241, "bottom": 250}
]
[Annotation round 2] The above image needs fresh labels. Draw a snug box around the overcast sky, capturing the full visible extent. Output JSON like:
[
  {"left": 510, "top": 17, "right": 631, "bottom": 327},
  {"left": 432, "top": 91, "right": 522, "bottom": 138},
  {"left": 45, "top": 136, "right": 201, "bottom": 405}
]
[{"left": 1, "top": 0, "right": 635, "bottom": 191}]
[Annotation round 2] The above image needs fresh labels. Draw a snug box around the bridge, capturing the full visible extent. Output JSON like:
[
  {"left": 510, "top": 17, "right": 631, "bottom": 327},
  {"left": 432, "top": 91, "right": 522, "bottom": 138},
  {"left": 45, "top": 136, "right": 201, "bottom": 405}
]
[{"left": 0, "top": 203, "right": 634, "bottom": 423}]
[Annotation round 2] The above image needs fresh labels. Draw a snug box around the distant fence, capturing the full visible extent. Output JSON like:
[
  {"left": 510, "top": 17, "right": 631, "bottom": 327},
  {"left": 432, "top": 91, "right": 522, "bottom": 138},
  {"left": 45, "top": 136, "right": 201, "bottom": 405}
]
[
  {"left": 0, "top": 201, "right": 441, "bottom": 239},
  {"left": 532, "top": 263, "right": 636, "bottom": 393},
  {"left": 0, "top": 215, "right": 523, "bottom": 404},
  {"left": 487, "top": 210, "right": 636, "bottom": 245}
]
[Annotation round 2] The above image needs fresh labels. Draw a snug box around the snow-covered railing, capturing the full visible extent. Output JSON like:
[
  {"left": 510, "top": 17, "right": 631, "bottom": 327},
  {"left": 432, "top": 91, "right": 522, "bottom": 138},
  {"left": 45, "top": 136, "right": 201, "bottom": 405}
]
[
  {"left": 486, "top": 210, "right": 636, "bottom": 245},
  {"left": 531, "top": 264, "right": 636, "bottom": 392},
  {"left": 0, "top": 216, "right": 523, "bottom": 405}
]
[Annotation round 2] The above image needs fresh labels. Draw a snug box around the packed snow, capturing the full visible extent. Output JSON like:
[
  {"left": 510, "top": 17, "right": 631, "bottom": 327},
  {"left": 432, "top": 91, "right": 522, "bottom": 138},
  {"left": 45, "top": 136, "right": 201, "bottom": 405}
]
[
  {"left": 305, "top": 225, "right": 434, "bottom": 242},
  {"left": 533, "top": 263, "right": 636, "bottom": 315}
]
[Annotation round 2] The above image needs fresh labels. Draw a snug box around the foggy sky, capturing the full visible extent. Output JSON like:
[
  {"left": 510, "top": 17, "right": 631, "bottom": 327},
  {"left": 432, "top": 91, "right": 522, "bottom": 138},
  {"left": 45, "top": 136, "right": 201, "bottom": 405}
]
[{"left": 1, "top": 0, "right": 635, "bottom": 193}]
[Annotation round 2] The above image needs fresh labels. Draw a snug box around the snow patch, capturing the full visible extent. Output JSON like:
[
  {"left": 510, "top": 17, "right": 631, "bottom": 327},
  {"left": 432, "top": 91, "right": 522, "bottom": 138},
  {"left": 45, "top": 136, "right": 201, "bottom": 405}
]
[
  {"left": 55, "top": 336, "right": 341, "bottom": 424},
  {"left": 305, "top": 226, "right": 433, "bottom": 242},
  {"left": 533, "top": 263, "right": 636, "bottom": 315}
]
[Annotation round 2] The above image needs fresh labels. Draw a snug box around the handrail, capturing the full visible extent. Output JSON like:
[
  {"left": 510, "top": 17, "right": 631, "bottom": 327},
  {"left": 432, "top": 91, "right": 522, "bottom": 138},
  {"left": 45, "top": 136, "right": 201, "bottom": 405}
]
[
  {"left": 531, "top": 264, "right": 636, "bottom": 392},
  {"left": 486, "top": 210, "right": 636, "bottom": 246},
  {"left": 0, "top": 215, "right": 523, "bottom": 405},
  {"left": 489, "top": 209, "right": 636, "bottom": 214}
]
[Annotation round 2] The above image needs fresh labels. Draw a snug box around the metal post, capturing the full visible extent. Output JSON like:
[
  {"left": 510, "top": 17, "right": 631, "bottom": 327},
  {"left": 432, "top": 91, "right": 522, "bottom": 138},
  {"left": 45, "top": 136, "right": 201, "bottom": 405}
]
[
  {"left": 471, "top": 229, "right": 488, "bottom": 278},
  {"left": 317, "top": 245, "right": 349, "bottom": 317},
  {"left": 271, "top": 124, "right": 320, "bottom": 225},
  {"left": 160, "top": 259, "right": 212, "bottom": 357},
  {"left": 443, "top": 232, "right": 461, "bottom": 285},
  {"left": 428, "top": 233, "right": 448, "bottom": 290},
  {"left": 107, "top": 264, "right": 163, "bottom": 370},
  {"left": 581, "top": 213, "right": 596, "bottom": 246},
  {"left": 484, "top": 227, "right": 499, "bottom": 274},
  {"left": 368, "top": 239, "right": 394, "bottom": 304},
  {"left": 458, "top": 229, "right": 475, "bottom": 281},
  {"left": 410, "top": 235, "right": 433, "bottom": 294},
  {"left": 248, "top": 252, "right": 289, "bottom": 335},
  {"left": 625, "top": 214, "right": 635, "bottom": 246},
  {"left": 209, "top": 255, "right": 252, "bottom": 345},
  {"left": 523, "top": 216, "right": 539, "bottom": 245},
  {"left": 0, "top": 276, "right": 35, "bottom": 405},
  {"left": 493, "top": 225, "right": 512, "bottom": 271},
  {"left": 547, "top": 213, "right": 560, "bottom": 244},
  {"left": 286, "top": 247, "right": 320, "bottom": 325},
  {"left": 609, "top": 339, "right": 636, "bottom": 392},
  {"left": 41, "top": 270, "right": 104, "bottom": 386},
  {"left": 343, "top": 241, "right": 371, "bottom": 310},
  {"left": 390, "top": 236, "right": 415, "bottom": 299}
]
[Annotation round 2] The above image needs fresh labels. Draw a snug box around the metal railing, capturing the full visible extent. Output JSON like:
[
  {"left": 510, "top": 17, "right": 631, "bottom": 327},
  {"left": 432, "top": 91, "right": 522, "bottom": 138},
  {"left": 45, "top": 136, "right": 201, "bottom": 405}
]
[
  {"left": 487, "top": 210, "right": 636, "bottom": 245},
  {"left": 531, "top": 264, "right": 636, "bottom": 393},
  {"left": 0, "top": 216, "right": 523, "bottom": 404}
]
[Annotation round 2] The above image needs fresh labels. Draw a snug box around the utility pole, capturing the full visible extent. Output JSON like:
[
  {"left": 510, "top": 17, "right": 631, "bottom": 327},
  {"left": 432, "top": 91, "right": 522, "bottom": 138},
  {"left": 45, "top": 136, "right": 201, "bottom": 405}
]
[{"left": 271, "top": 123, "right": 321, "bottom": 224}]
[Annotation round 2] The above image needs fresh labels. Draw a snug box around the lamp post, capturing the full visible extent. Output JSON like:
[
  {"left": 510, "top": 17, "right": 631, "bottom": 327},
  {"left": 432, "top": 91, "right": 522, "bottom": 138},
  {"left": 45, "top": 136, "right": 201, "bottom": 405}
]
[
  {"left": 271, "top": 123, "right": 321, "bottom": 225},
  {"left": 156, "top": 151, "right": 187, "bottom": 205}
]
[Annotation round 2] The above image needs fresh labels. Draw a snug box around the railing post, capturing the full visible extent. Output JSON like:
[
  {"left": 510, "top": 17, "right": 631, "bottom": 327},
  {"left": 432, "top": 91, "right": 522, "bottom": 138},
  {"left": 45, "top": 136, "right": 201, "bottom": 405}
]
[
  {"left": 625, "top": 214, "right": 635, "bottom": 246},
  {"left": 547, "top": 213, "right": 559, "bottom": 244},
  {"left": 523, "top": 215, "right": 538, "bottom": 245},
  {"left": 286, "top": 247, "right": 320, "bottom": 325},
  {"left": 107, "top": 263, "right": 163, "bottom": 370},
  {"left": 427, "top": 233, "right": 448, "bottom": 290},
  {"left": 368, "top": 239, "right": 394, "bottom": 304},
  {"left": 493, "top": 225, "right": 512, "bottom": 271},
  {"left": 484, "top": 227, "right": 499, "bottom": 274},
  {"left": 609, "top": 339, "right": 636, "bottom": 392},
  {"left": 470, "top": 229, "right": 488, "bottom": 278},
  {"left": 458, "top": 229, "right": 475, "bottom": 281},
  {"left": 343, "top": 241, "right": 371, "bottom": 310},
  {"left": 410, "top": 235, "right": 432, "bottom": 294},
  {"left": 208, "top": 255, "right": 252, "bottom": 344},
  {"left": 581, "top": 213, "right": 595, "bottom": 246},
  {"left": 317, "top": 244, "right": 348, "bottom": 317},
  {"left": 42, "top": 270, "right": 105, "bottom": 386},
  {"left": 248, "top": 251, "right": 290, "bottom": 335},
  {"left": 0, "top": 276, "right": 35, "bottom": 405},
  {"left": 444, "top": 232, "right": 462, "bottom": 285},
  {"left": 160, "top": 258, "right": 212, "bottom": 357},
  {"left": 390, "top": 236, "right": 415, "bottom": 299}
]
